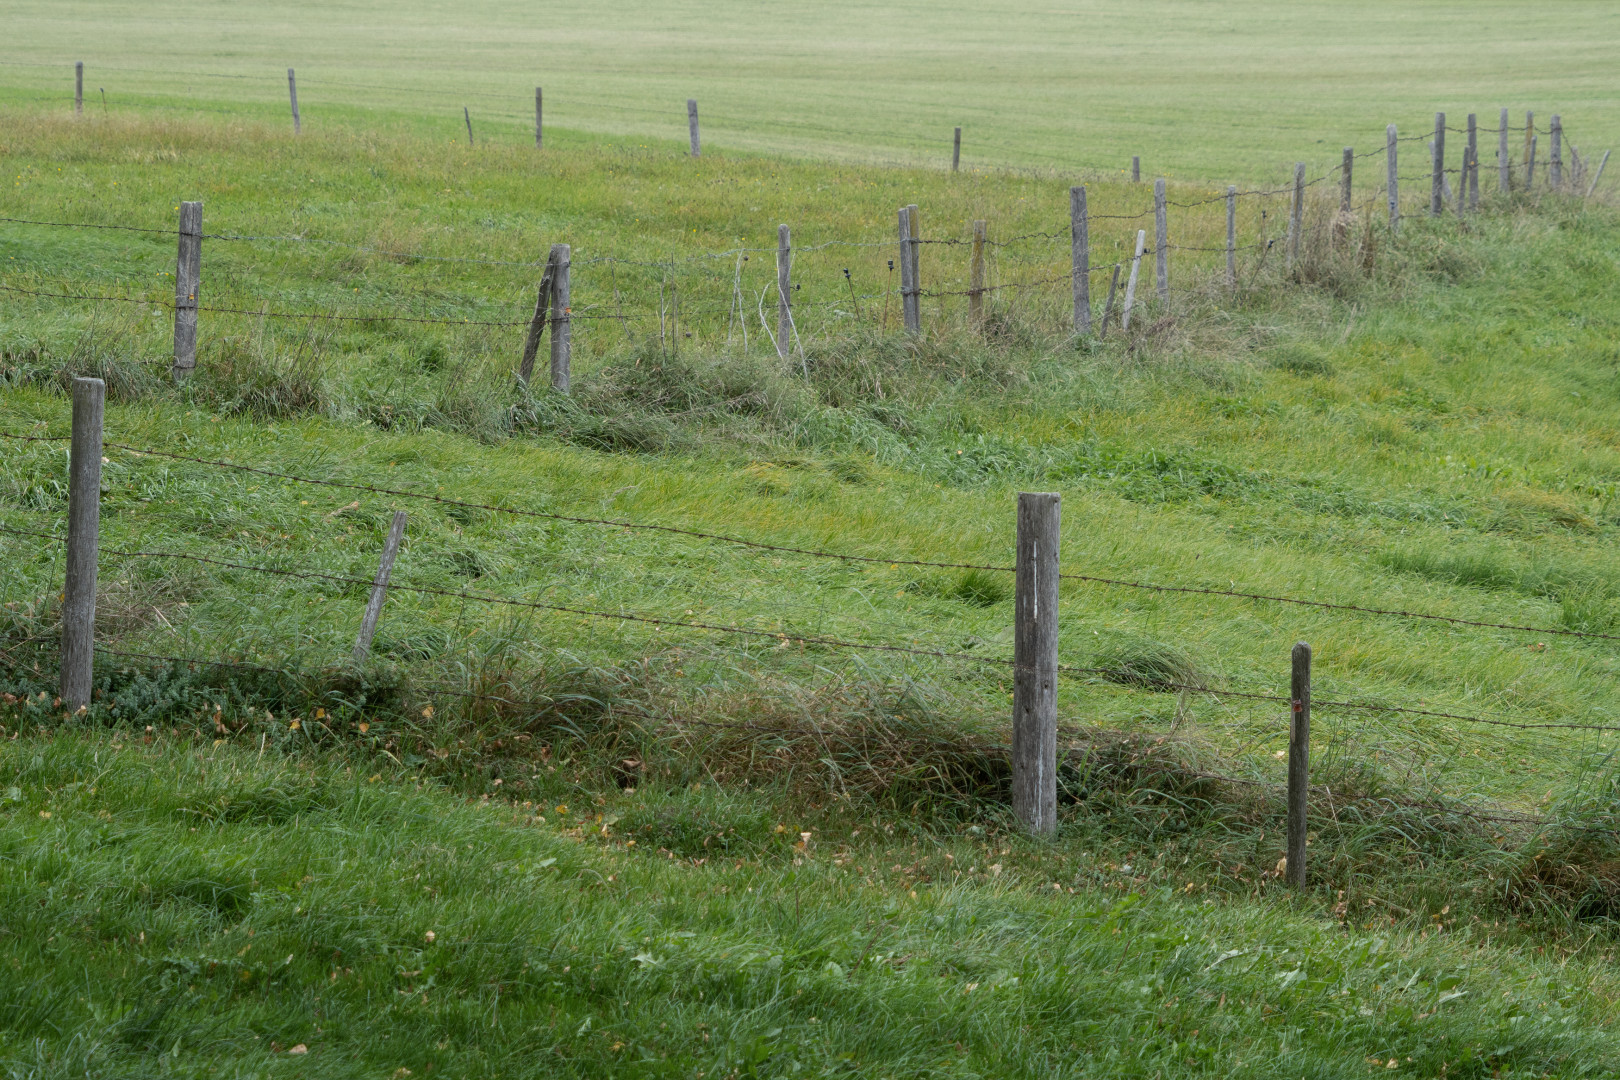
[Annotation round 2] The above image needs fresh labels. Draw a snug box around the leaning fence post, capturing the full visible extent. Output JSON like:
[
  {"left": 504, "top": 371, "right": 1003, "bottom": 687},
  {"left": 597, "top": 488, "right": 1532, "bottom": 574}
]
[
  {"left": 171, "top": 201, "right": 202, "bottom": 382},
  {"left": 1287, "top": 162, "right": 1305, "bottom": 271},
  {"left": 1336, "top": 147, "right": 1352, "bottom": 245},
  {"left": 534, "top": 87, "right": 543, "bottom": 148},
  {"left": 953, "top": 126, "right": 961, "bottom": 172},
  {"left": 1154, "top": 178, "right": 1168, "bottom": 300},
  {"left": 549, "top": 242, "right": 571, "bottom": 392},
  {"left": 1387, "top": 124, "right": 1400, "bottom": 231},
  {"left": 687, "top": 99, "right": 700, "bottom": 157},
  {"left": 1100, "top": 263, "right": 1120, "bottom": 339},
  {"left": 776, "top": 224, "right": 792, "bottom": 359},
  {"left": 1226, "top": 185, "right": 1237, "bottom": 287},
  {"left": 288, "top": 68, "right": 300, "bottom": 134},
  {"left": 464, "top": 106, "right": 474, "bottom": 146},
  {"left": 1467, "top": 113, "right": 1479, "bottom": 210},
  {"left": 1430, "top": 112, "right": 1445, "bottom": 216},
  {"left": 75, "top": 62, "right": 83, "bottom": 116},
  {"left": 1013, "top": 491, "right": 1060, "bottom": 837},
  {"left": 60, "top": 377, "right": 105, "bottom": 712},
  {"left": 1122, "top": 229, "right": 1145, "bottom": 331},
  {"left": 1131, "top": 155, "right": 1140, "bottom": 183},
  {"left": 1285, "top": 641, "right": 1311, "bottom": 889},
  {"left": 351, "top": 511, "right": 407, "bottom": 665},
  {"left": 1456, "top": 144, "right": 1469, "bottom": 217},
  {"left": 1550, "top": 114, "right": 1563, "bottom": 190},
  {"left": 517, "top": 251, "right": 557, "bottom": 387},
  {"left": 1070, "top": 185, "right": 1090, "bottom": 335},
  {"left": 969, "top": 219, "right": 987, "bottom": 328},
  {"left": 1498, "top": 108, "right": 1510, "bottom": 192},
  {"left": 1587, "top": 150, "right": 1611, "bottom": 199}
]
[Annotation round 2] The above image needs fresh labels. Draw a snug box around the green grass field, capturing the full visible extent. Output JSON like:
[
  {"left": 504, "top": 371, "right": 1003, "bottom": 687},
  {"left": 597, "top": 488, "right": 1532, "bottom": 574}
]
[{"left": 6, "top": 7, "right": 1620, "bottom": 1076}]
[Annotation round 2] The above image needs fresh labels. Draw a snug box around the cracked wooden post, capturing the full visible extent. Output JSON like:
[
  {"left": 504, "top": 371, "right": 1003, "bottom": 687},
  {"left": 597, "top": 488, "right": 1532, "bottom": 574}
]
[
  {"left": 1387, "top": 124, "right": 1400, "bottom": 231},
  {"left": 352, "top": 512, "right": 408, "bottom": 665},
  {"left": 171, "top": 201, "right": 202, "bottom": 381},
  {"left": 1013, "top": 492, "right": 1059, "bottom": 837},
  {"left": 61, "top": 377, "right": 105, "bottom": 712},
  {"left": 549, "top": 243, "right": 571, "bottom": 392},
  {"left": 288, "top": 68, "right": 300, "bottom": 134},
  {"left": 1430, "top": 112, "right": 1445, "bottom": 216},
  {"left": 776, "top": 224, "right": 792, "bottom": 359},
  {"left": 1287, "top": 162, "right": 1305, "bottom": 270},
  {"left": 969, "top": 219, "right": 987, "bottom": 328},
  {"left": 1070, "top": 185, "right": 1090, "bottom": 334},
  {"left": 517, "top": 251, "right": 557, "bottom": 387},
  {"left": 1286, "top": 641, "right": 1312, "bottom": 889},
  {"left": 898, "top": 205, "right": 920, "bottom": 334}
]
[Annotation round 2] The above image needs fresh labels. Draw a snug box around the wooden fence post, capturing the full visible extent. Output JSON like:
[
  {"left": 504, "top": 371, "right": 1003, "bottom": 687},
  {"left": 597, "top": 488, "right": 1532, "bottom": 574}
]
[
  {"left": 1131, "top": 156, "right": 1140, "bottom": 183},
  {"left": 1013, "top": 492, "right": 1060, "bottom": 837},
  {"left": 1122, "top": 229, "right": 1145, "bottom": 331},
  {"left": 1524, "top": 111, "right": 1534, "bottom": 184},
  {"left": 1588, "top": 150, "right": 1611, "bottom": 198},
  {"left": 75, "top": 62, "right": 83, "bottom": 116},
  {"left": 1100, "top": 263, "right": 1120, "bottom": 339},
  {"left": 1287, "top": 162, "right": 1304, "bottom": 270},
  {"left": 1154, "top": 178, "right": 1168, "bottom": 300},
  {"left": 1498, "top": 108, "right": 1510, "bottom": 192},
  {"left": 1467, "top": 113, "right": 1479, "bottom": 209},
  {"left": 969, "top": 219, "right": 986, "bottom": 328},
  {"left": 1226, "top": 185, "right": 1237, "bottom": 287},
  {"left": 288, "top": 68, "right": 300, "bottom": 134},
  {"left": 60, "top": 376, "right": 104, "bottom": 711},
  {"left": 464, "top": 106, "right": 474, "bottom": 146},
  {"left": 1070, "top": 185, "right": 1090, "bottom": 335},
  {"left": 1387, "top": 124, "right": 1400, "bottom": 231},
  {"left": 517, "top": 251, "right": 557, "bottom": 387},
  {"left": 535, "top": 87, "right": 543, "bottom": 148},
  {"left": 953, "top": 127, "right": 961, "bottom": 172},
  {"left": 1456, "top": 145, "right": 1469, "bottom": 217},
  {"left": 1285, "top": 641, "right": 1311, "bottom": 889},
  {"left": 351, "top": 512, "right": 408, "bottom": 665},
  {"left": 899, "top": 205, "right": 920, "bottom": 334},
  {"left": 1335, "top": 147, "right": 1352, "bottom": 245},
  {"left": 1550, "top": 114, "right": 1563, "bottom": 190},
  {"left": 171, "top": 201, "right": 202, "bottom": 382},
  {"left": 1528, "top": 135, "right": 1538, "bottom": 188},
  {"left": 549, "top": 243, "right": 571, "bottom": 392},
  {"left": 687, "top": 99, "right": 700, "bottom": 157},
  {"left": 1430, "top": 112, "right": 1445, "bottom": 216},
  {"left": 776, "top": 224, "right": 792, "bottom": 359}
]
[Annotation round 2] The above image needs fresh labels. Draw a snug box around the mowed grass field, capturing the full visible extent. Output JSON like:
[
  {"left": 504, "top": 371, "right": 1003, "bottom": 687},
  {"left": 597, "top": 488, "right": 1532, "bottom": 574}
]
[
  {"left": 7, "top": 7, "right": 1620, "bottom": 1075},
  {"left": 2, "top": 0, "right": 1619, "bottom": 179}
]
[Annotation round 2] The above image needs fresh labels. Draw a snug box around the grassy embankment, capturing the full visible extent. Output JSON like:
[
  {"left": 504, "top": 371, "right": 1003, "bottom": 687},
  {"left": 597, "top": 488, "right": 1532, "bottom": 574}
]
[{"left": 5, "top": 108, "right": 1620, "bottom": 1075}]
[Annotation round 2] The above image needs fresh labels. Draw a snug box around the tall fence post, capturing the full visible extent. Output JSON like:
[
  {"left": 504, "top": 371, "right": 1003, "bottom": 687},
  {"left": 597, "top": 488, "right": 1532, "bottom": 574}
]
[
  {"left": 1122, "top": 229, "right": 1145, "bottom": 331},
  {"left": 1070, "top": 186, "right": 1090, "bottom": 335},
  {"left": 776, "top": 224, "right": 792, "bottom": 359},
  {"left": 1153, "top": 178, "right": 1168, "bottom": 301},
  {"left": 75, "top": 62, "right": 83, "bottom": 116},
  {"left": 61, "top": 377, "right": 105, "bottom": 712},
  {"left": 1336, "top": 147, "right": 1352, "bottom": 245},
  {"left": 1285, "top": 641, "right": 1311, "bottom": 889},
  {"left": 1287, "top": 163, "right": 1304, "bottom": 271},
  {"left": 1498, "top": 108, "right": 1510, "bottom": 192},
  {"left": 1225, "top": 185, "right": 1237, "bottom": 288},
  {"left": 898, "top": 205, "right": 920, "bottom": 335},
  {"left": 969, "top": 219, "right": 986, "bottom": 328},
  {"left": 1467, "top": 113, "right": 1479, "bottom": 210},
  {"left": 516, "top": 251, "right": 557, "bottom": 387},
  {"left": 1550, "top": 114, "right": 1563, "bottom": 190},
  {"left": 1430, "top": 112, "right": 1445, "bottom": 216},
  {"left": 351, "top": 512, "right": 407, "bottom": 665},
  {"left": 1387, "top": 124, "right": 1400, "bottom": 231},
  {"left": 549, "top": 243, "right": 571, "bottom": 392},
  {"left": 1013, "top": 492, "right": 1060, "bottom": 837},
  {"left": 535, "top": 87, "right": 543, "bottom": 148},
  {"left": 952, "top": 126, "right": 961, "bottom": 172},
  {"left": 288, "top": 68, "right": 300, "bottom": 134},
  {"left": 171, "top": 201, "right": 202, "bottom": 382},
  {"left": 687, "top": 99, "right": 700, "bottom": 157},
  {"left": 1131, "top": 155, "right": 1140, "bottom": 183}
]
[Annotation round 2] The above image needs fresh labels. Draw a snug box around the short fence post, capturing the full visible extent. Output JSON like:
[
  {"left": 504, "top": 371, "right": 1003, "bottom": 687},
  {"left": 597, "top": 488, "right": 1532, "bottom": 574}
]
[
  {"left": 1524, "top": 111, "right": 1534, "bottom": 185},
  {"left": 1131, "top": 155, "right": 1140, "bottom": 183},
  {"left": 1070, "top": 185, "right": 1090, "bottom": 335},
  {"left": 1550, "top": 114, "right": 1563, "bottom": 190},
  {"left": 1387, "top": 125, "right": 1400, "bottom": 231},
  {"left": 288, "top": 68, "right": 300, "bottom": 134},
  {"left": 535, "top": 87, "right": 543, "bottom": 148},
  {"left": 61, "top": 376, "right": 105, "bottom": 712},
  {"left": 516, "top": 251, "right": 557, "bottom": 387},
  {"left": 1121, "top": 229, "right": 1145, "bottom": 331},
  {"left": 1467, "top": 113, "right": 1479, "bottom": 209},
  {"left": 776, "top": 224, "right": 792, "bottom": 359},
  {"left": 1225, "top": 185, "right": 1237, "bottom": 286},
  {"left": 968, "top": 219, "right": 986, "bottom": 328},
  {"left": 1153, "top": 178, "right": 1168, "bottom": 300},
  {"left": 1336, "top": 146, "right": 1352, "bottom": 244},
  {"left": 1287, "top": 162, "right": 1304, "bottom": 271},
  {"left": 351, "top": 511, "right": 407, "bottom": 665},
  {"left": 1455, "top": 144, "right": 1468, "bottom": 217},
  {"left": 1587, "top": 150, "right": 1611, "bottom": 199},
  {"left": 464, "top": 106, "right": 474, "bottom": 146},
  {"left": 1528, "top": 135, "right": 1538, "bottom": 188},
  {"left": 952, "top": 126, "right": 961, "bottom": 172},
  {"left": 1285, "top": 641, "right": 1311, "bottom": 890},
  {"left": 549, "top": 242, "right": 571, "bottom": 392},
  {"left": 1100, "top": 263, "right": 1120, "bottom": 338},
  {"left": 1013, "top": 491, "right": 1060, "bottom": 837},
  {"left": 1498, "top": 108, "right": 1510, "bottom": 192},
  {"left": 687, "top": 99, "right": 700, "bottom": 157},
  {"left": 171, "top": 201, "right": 202, "bottom": 382},
  {"left": 75, "top": 62, "right": 83, "bottom": 116},
  {"left": 1430, "top": 112, "right": 1445, "bottom": 216}
]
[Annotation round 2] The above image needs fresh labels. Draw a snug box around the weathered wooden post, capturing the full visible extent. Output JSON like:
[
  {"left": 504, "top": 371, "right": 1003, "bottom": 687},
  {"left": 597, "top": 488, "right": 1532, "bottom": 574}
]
[
  {"left": 288, "top": 68, "right": 300, "bottom": 134},
  {"left": 776, "top": 224, "right": 792, "bottom": 359},
  {"left": 1387, "top": 124, "right": 1400, "bottom": 231},
  {"left": 75, "top": 62, "right": 83, "bottom": 116},
  {"left": 1131, "top": 155, "right": 1140, "bottom": 183},
  {"left": 898, "top": 205, "right": 920, "bottom": 334},
  {"left": 1287, "top": 162, "right": 1305, "bottom": 270},
  {"left": 1467, "top": 113, "right": 1479, "bottom": 209},
  {"left": 1550, "top": 114, "right": 1563, "bottom": 190},
  {"left": 952, "top": 127, "right": 961, "bottom": 172},
  {"left": 464, "top": 106, "right": 474, "bottom": 146},
  {"left": 535, "top": 87, "right": 543, "bottom": 148},
  {"left": 1100, "top": 263, "right": 1120, "bottom": 338},
  {"left": 1498, "top": 108, "right": 1511, "bottom": 192},
  {"left": 517, "top": 252, "right": 558, "bottom": 387},
  {"left": 1528, "top": 135, "right": 1538, "bottom": 188},
  {"left": 1588, "top": 150, "right": 1611, "bottom": 198},
  {"left": 1430, "top": 112, "right": 1445, "bottom": 216},
  {"left": 687, "top": 99, "right": 700, "bottom": 157},
  {"left": 171, "top": 201, "right": 202, "bottom": 381},
  {"left": 60, "top": 377, "right": 104, "bottom": 711},
  {"left": 1285, "top": 642, "right": 1312, "bottom": 889},
  {"left": 1524, "top": 111, "right": 1535, "bottom": 184},
  {"left": 1153, "top": 178, "right": 1168, "bottom": 300},
  {"left": 549, "top": 243, "right": 571, "bottom": 392},
  {"left": 352, "top": 512, "right": 408, "bottom": 665},
  {"left": 1226, "top": 185, "right": 1237, "bottom": 287},
  {"left": 969, "top": 219, "right": 987, "bottom": 328},
  {"left": 1070, "top": 186, "right": 1090, "bottom": 335},
  {"left": 1336, "top": 147, "right": 1352, "bottom": 244},
  {"left": 1013, "top": 492, "right": 1060, "bottom": 836},
  {"left": 1122, "top": 229, "right": 1146, "bottom": 331}
]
